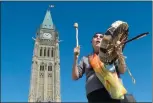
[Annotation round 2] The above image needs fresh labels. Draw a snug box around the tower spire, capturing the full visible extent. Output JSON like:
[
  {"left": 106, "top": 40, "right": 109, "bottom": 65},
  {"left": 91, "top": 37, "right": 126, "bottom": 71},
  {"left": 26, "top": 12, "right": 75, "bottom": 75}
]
[{"left": 41, "top": 5, "right": 54, "bottom": 29}]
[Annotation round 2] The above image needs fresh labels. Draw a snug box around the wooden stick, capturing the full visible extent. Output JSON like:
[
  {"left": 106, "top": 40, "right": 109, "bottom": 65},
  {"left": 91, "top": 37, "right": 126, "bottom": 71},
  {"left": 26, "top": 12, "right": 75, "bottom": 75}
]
[
  {"left": 121, "top": 32, "right": 149, "bottom": 45},
  {"left": 74, "top": 23, "right": 79, "bottom": 47}
]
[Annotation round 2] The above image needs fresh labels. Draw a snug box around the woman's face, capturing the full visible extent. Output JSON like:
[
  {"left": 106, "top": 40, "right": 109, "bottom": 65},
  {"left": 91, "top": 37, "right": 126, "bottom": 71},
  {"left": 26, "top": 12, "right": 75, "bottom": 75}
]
[{"left": 92, "top": 33, "right": 104, "bottom": 50}]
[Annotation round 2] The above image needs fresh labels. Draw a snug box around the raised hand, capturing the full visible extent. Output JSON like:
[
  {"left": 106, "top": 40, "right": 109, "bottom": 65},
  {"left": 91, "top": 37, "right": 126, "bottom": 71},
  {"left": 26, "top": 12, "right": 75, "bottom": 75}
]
[{"left": 74, "top": 46, "right": 80, "bottom": 58}]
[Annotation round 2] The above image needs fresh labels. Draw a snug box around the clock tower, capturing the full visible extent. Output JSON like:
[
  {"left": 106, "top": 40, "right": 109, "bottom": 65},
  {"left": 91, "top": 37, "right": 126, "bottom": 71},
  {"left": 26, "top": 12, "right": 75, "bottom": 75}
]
[{"left": 28, "top": 8, "right": 61, "bottom": 102}]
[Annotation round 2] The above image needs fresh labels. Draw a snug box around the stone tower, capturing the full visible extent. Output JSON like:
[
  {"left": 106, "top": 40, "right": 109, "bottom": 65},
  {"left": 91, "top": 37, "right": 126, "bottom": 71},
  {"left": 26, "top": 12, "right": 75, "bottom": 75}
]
[{"left": 28, "top": 8, "right": 61, "bottom": 102}]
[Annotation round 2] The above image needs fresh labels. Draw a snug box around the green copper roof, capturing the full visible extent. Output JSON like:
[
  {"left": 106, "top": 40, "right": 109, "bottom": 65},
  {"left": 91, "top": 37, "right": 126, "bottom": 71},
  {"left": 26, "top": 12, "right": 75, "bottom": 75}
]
[{"left": 42, "top": 10, "right": 54, "bottom": 29}]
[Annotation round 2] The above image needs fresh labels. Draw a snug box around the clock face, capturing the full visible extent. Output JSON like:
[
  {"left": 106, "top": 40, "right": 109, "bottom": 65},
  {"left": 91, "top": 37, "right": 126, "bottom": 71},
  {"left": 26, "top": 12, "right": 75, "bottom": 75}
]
[{"left": 43, "top": 33, "right": 52, "bottom": 39}]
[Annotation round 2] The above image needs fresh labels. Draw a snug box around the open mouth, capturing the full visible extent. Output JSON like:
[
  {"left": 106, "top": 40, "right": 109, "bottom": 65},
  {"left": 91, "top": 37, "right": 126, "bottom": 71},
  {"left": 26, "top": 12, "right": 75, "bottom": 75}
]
[{"left": 96, "top": 41, "right": 100, "bottom": 44}]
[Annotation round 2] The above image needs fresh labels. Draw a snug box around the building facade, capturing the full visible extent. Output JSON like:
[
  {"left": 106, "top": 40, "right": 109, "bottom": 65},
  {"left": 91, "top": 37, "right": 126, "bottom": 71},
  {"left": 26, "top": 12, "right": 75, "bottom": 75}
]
[{"left": 28, "top": 9, "right": 61, "bottom": 102}]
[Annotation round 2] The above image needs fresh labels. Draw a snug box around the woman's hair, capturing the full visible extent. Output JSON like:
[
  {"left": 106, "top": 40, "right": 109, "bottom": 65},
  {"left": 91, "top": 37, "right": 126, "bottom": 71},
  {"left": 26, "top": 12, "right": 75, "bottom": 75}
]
[{"left": 92, "top": 32, "right": 105, "bottom": 39}]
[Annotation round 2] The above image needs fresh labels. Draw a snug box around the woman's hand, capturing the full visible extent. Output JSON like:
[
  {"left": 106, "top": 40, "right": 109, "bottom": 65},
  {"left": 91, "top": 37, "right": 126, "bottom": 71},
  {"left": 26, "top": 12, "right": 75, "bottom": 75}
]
[
  {"left": 72, "top": 46, "right": 80, "bottom": 80},
  {"left": 74, "top": 46, "right": 80, "bottom": 58}
]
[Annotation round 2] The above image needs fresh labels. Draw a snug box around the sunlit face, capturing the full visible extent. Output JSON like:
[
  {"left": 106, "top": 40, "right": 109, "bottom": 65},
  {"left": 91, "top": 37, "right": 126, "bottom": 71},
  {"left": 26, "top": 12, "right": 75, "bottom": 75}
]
[{"left": 92, "top": 33, "right": 104, "bottom": 51}]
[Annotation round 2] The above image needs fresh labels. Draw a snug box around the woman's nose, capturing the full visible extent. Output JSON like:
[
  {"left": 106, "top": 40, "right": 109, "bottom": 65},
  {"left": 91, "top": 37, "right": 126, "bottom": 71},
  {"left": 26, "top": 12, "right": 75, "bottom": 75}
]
[
  {"left": 97, "top": 36, "right": 102, "bottom": 40},
  {"left": 97, "top": 36, "right": 100, "bottom": 39}
]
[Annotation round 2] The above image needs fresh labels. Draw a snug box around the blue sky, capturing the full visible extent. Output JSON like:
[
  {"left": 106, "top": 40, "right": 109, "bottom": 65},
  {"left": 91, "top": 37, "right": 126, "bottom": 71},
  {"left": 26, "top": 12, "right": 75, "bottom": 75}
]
[{"left": 1, "top": 1, "right": 152, "bottom": 102}]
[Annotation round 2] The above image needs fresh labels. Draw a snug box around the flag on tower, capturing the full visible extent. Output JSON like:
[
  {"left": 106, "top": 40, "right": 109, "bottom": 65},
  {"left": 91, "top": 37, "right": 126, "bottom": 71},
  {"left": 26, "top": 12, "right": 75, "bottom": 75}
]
[{"left": 49, "top": 5, "right": 54, "bottom": 8}]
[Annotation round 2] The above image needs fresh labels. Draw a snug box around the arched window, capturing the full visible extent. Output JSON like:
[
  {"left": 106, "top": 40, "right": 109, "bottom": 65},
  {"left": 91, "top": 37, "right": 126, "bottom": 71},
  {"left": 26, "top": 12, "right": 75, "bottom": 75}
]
[
  {"left": 48, "top": 48, "right": 50, "bottom": 57},
  {"left": 51, "top": 48, "right": 54, "bottom": 57},
  {"left": 40, "top": 47, "right": 42, "bottom": 56},
  {"left": 40, "top": 65, "right": 44, "bottom": 71},
  {"left": 44, "top": 47, "right": 46, "bottom": 56},
  {"left": 48, "top": 63, "right": 52, "bottom": 71},
  {"left": 48, "top": 66, "right": 52, "bottom": 71}
]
